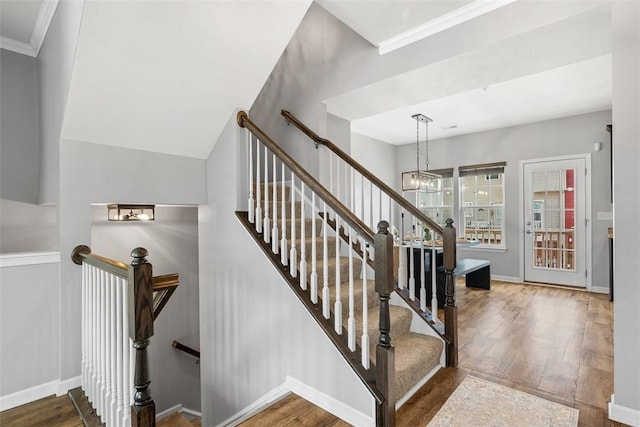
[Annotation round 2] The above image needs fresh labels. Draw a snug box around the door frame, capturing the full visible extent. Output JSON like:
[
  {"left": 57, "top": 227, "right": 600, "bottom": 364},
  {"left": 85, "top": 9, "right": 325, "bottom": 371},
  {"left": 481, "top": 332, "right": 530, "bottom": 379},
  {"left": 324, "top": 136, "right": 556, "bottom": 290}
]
[{"left": 518, "top": 154, "right": 592, "bottom": 290}]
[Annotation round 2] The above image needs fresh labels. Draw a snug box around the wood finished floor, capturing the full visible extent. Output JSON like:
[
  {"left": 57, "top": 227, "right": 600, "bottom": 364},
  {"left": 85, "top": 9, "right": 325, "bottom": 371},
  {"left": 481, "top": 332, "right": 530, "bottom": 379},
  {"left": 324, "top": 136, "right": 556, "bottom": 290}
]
[
  {"left": 0, "top": 281, "right": 620, "bottom": 426},
  {"left": 241, "top": 280, "right": 622, "bottom": 427}
]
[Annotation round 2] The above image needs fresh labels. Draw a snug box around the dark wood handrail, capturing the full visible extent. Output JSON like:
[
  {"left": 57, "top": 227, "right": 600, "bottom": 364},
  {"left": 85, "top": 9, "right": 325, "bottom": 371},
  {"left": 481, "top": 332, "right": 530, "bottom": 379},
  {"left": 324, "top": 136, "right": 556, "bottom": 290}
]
[
  {"left": 280, "top": 109, "right": 458, "bottom": 369},
  {"left": 172, "top": 340, "right": 200, "bottom": 359},
  {"left": 71, "top": 245, "right": 128, "bottom": 278},
  {"left": 152, "top": 274, "right": 179, "bottom": 321},
  {"left": 238, "top": 111, "right": 374, "bottom": 244},
  {"left": 281, "top": 109, "right": 444, "bottom": 235}
]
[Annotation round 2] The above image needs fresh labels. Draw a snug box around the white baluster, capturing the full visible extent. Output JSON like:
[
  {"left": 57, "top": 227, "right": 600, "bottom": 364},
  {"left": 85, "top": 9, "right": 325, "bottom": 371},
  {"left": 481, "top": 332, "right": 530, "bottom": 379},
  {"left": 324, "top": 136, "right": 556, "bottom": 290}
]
[
  {"left": 361, "top": 236, "right": 370, "bottom": 369},
  {"left": 334, "top": 222, "right": 342, "bottom": 334},
  {"left": 122, "top": 277, "right": 131, "bottom": 427},
  {"left": 299, "top": 182, "right": 307, "bottom": 289},
  {"left": 369, "top": 180, "right": 373, "bottom": 230},
  {"left": 280, "top": 163, "right": 288, "bottom": 266},
  {"left": 272, "top": 152, "right": 278, "bottom": 253},
  {"left": 263, "top": 145, "right": 270, "bottom": 244},
  {"left": 329, "top": 153, "right": 334, "bottom": 220},
  {"left": 255, "top": 140, "right": 262, "bottom": 233},
  {"left": 81, "top": 264, "right": 87, "bottom": 393},
  {"left": 290, "top": 173, "right": 297, "bottom": 277},
  {"left": 310, "top": 192, "right": 318, "bottom": 303},
  {"left": 420, "top": 229, "right": 427, "bottom": 312},
  {"left": 104, "top": 275, "right": 112, "bottom": 426},
  {"left": 98, "top": 270, "right": 105, "bottom": 418},
  {"left": 115, "top": 276, "right": 124, "bottom": 427},
  {"left": 248, "top": 131, "right": 254, "bottom": 224},
  {"left": 409, "top": 219, "right": 416, "bottom": 301},
  {"left": 322, "top": 202, "right": 330, "bottom": 319},
  {"left": 431, "top": 235, "right": 439, "bottom": 323},
  {"left": 348, "top": 229, "right": 356, "bottom": 351},
  {"left": 89, "top": 266, "right": 96, "bottom": 404}
]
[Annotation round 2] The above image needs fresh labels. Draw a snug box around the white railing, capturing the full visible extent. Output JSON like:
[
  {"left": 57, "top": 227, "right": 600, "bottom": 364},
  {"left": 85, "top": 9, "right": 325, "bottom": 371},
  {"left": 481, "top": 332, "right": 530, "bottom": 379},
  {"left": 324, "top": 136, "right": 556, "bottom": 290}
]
[
  {"left": 243, "top": 115, "right": 377, "bottom": 376},
  {"left": 81, "top": 262, "right": 133, "bottom": 427}
]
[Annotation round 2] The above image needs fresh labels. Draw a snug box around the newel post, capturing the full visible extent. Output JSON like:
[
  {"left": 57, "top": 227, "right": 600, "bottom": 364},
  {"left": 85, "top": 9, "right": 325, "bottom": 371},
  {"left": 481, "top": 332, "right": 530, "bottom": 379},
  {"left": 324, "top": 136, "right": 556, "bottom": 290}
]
[
  {"left": 443, "top": 219, "right": 458, "bottom": 367},
  {"left": 129, "top": 247, "right": 156, "bottom": 427},
  {"left": 374, "top": 221, "right": 395, "bottom": 427}
]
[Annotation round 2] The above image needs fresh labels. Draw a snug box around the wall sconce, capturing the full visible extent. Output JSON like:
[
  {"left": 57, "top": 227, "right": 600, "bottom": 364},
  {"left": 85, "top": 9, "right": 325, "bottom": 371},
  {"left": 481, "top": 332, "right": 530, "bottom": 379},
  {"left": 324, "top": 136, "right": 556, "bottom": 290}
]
[{"left": 108, "top": 204, "right": 155, "bottom": 221}]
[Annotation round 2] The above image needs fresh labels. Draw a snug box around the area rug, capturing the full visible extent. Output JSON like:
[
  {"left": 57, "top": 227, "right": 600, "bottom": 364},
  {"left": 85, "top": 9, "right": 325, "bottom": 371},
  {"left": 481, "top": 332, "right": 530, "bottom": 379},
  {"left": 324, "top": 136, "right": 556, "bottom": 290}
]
[{"left": 427, "top": 375, "right": 579, "bottom": 427}]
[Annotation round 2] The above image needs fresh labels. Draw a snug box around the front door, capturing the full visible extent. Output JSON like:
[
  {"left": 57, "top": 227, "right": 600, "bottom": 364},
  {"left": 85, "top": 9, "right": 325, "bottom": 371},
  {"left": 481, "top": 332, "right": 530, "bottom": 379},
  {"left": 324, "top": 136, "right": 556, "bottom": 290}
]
[{"left": 523, "top": 158, "right": 587, "bottom": 287}]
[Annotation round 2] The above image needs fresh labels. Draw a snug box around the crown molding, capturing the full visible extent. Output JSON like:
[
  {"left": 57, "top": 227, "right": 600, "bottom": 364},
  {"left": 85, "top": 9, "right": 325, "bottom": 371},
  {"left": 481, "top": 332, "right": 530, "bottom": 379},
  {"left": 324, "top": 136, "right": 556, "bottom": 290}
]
[
  {"left": 31, "top": 0, "right": 59, "bottom": 57},
  {"left": 378, "top": 0, "right": 517, "bottom": 55},
  {"left": 0, "top": 0, "right": 59, "bottom": 57},
  {"left": 0, "top": 36, "right": 36, "bottom": 57}
]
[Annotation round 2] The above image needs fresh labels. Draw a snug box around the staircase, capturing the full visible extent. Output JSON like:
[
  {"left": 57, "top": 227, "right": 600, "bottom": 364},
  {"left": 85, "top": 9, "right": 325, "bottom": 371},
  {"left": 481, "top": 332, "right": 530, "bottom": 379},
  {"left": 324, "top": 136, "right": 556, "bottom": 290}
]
[
  {"left": 237, "top": 110, "right": 459, "bottom": 425},
  {"left": 246, "top": 182, "right": 443, "bottom": 401}
]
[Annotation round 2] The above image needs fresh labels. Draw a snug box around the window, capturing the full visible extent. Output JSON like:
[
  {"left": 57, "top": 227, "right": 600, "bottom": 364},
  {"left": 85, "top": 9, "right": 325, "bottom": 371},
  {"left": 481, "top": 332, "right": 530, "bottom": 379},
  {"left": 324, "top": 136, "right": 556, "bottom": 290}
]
[
  {"left": 418, "top": 168, "right": 454, "bottom": 228},
  {"left": 459, "top": 162, "right": 506, "bottom": 247}
]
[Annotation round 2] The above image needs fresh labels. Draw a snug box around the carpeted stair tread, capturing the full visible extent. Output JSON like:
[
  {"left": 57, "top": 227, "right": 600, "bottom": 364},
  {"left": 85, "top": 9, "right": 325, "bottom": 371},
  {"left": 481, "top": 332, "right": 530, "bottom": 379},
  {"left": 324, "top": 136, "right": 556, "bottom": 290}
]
[
  {"left": 256, "top": 183, "right": 290, "bottom": 202},
  {"left": 356, "top": 305, "right": 413, "bottom": 352},
  {"left": 393, "top": 333, "right": 443, "bottom": 399},
  {"left": 295, "top": 236, "right": 338, "bottom": 261},
  {"left": 311, "top": 256, "right": 362, "bottom": 287}
]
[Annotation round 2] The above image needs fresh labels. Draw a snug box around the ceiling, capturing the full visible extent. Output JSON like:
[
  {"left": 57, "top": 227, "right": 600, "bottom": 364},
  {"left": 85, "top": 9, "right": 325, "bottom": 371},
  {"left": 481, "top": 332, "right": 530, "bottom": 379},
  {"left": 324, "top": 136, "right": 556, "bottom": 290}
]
[
  {"left": 322, "top": 1, "right": 612, "bottom": 145},
  {"left": 0, "top": 0, "right": 58, "bottom": 57},
  {"left": 1, "top": 0, "right": 613, "bottom": 155}
]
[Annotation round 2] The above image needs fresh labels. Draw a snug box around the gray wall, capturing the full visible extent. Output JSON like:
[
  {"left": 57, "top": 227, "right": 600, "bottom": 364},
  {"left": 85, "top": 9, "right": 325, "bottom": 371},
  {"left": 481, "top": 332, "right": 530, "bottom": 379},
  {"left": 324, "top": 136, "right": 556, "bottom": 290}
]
[
  {"left": 37, "top": 0, "right": 84, "bottom": 205},
  {"left": 199, "top": 111, "right": 373, "bottom": 426},
  {"left": 611, "top": 0, "right": 640, "bottom": 417},
  {"left": 58, "top": 139, "right": 206, "bottom": 383},
  {"left": 91, "top": 205, "right": 201, "bottom": 412},
  {"left": 0, "top": 199, "right": 57, "bottom": 253},
  {"left": 396, "top": 110, "right": 612, "bottom": 287},
  {"left": 0, "top": 261, "right": 60, "bottom": 395},
  {"left": 0, "top": 50, "right": 40, "bottom": 204}
]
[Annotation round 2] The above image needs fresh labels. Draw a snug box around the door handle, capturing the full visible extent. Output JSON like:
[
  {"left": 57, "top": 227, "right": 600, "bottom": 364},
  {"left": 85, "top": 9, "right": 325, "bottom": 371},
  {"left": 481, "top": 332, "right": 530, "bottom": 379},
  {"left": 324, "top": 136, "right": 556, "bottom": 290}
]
[{"left": 526, "top": 230, "right": 533, "bottom": 234}]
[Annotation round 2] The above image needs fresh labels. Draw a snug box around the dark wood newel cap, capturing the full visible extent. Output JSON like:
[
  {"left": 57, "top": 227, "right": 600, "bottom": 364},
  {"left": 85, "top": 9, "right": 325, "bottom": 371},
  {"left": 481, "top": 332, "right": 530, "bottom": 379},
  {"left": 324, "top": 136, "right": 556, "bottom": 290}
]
[
  {"left": 71, "top": 245, "right": 91, "bottom": 265},
  {"left": 377, "top": 220, "right": 389, "bottom": 234},
  {"left": 445, "top": 218, "right": 454, "bottom": 228},
  {"left": 130, "top": 247, "right": 149, "bottom": 265}
]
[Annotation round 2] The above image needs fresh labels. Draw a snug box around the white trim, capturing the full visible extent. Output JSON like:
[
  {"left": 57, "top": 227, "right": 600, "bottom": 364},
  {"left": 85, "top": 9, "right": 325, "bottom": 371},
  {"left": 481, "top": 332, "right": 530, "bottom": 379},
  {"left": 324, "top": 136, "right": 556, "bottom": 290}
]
[
  {"left": 56, "top": 376, "right": 81, "bottom": 396},
  {"left": 31, "top": 0, "right": 59, "bottom": 57},
  {"left": 181, "top": 407, "right": 202, "bottom": 418},
  {"left": 460, "top": 245, "right": 507, "bottom": 253},
  {"left": 0, "top": 251, "right": 60, "bottom": 268},
  {"left": 590, "top": 285, "right": 609, "bottom": 294},
  {"left": 0, "top": 36, "right": 36, "bottom": 56},
  {"left": 156, "top": 404, "right": 202, "bottom": 421},
  {"left": 378, "top": 0, "right": 517, "bottom": 54},
  {"left": 157, "top": 404, "right": 183, "bottom": 420},
  {"left": 609, "top": 394, "right": 640, "bottom": 426},
  {"left": 395, "top": 364, "right": 441, "bottom": 409},
  {"left": 215, "top": 384, "right": 289, "bottom": 427},
  {"left": 0, "top": 380, "right": 59, "bottom": 411},
  {"left": 519, "top": 154, "right": 592, "bottom": 288},
  {"left": 491, "top": 275, "right": 521, "bottom": 283},
  {"left": 285, "top": 375, "right": 375, "bottom": 427}
]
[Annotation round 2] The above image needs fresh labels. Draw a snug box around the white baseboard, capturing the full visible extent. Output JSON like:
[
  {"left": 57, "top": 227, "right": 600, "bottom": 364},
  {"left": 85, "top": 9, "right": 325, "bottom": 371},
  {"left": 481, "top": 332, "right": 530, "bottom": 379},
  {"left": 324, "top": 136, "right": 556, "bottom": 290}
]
[
  {"left": 156, "top": 404, "right": 202, "bottom": 421},
  {"left": 56, "top": 376, "right": 81, "bottom": 396},
  {"left": 609, "top": 394, "right": 640, "bottom": 426},
  {"left": 0, "top": 380, "right": 59, "bottom": 411},
  {"left": 1, "top": 375, "right": 82, "bottom": 411},
  {"left": 491, "top": 275, "right": 521, "bottom": 283},
  {"left": 157, "top": 404, "right": 183, "bottom": 420},
  {"left": 590, "top": 285, "right": 609, "bottom": 294},
  {"left": 285, "top": 375, "right": 375, "bottom": 427},
  {"left": 395, "top": 364, "right": 442, "bottom": 409},
  {"left": 215, "top": 384, "right": 289, "bottom": 427}
]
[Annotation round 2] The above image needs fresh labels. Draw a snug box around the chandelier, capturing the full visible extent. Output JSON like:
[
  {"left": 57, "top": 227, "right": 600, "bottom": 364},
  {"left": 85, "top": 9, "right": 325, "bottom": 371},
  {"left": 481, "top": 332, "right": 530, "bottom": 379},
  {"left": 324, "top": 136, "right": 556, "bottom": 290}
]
[{"left": 401, "top": 113, "right": 441, "bottom": 192}]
